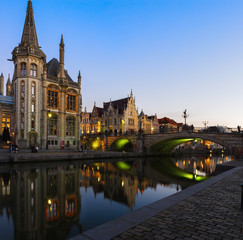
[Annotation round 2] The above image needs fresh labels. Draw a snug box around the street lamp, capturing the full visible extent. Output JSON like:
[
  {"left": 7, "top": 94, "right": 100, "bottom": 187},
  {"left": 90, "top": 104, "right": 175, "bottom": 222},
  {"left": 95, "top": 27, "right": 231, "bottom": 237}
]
[{"left": 46, "top": 110, "right": 52, "bottom": 150}]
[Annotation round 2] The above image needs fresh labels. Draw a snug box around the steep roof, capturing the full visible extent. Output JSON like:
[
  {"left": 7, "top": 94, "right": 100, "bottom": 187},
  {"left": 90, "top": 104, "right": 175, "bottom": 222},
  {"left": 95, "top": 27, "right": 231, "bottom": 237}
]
[
  {"left": 46, "top": 58, "right": 73, "bottom": 82},
  {"left": 21, "top": 0, "right": 39, "bottom": 46},
  {"left": 103, "top": 97, "right": 130, "bottom": 114},
  {"left": 158, "top": 117, "right": 178, "bottom": 125},
  {"left": 96, "top": 107, "right": 104, "bottom": 117}
]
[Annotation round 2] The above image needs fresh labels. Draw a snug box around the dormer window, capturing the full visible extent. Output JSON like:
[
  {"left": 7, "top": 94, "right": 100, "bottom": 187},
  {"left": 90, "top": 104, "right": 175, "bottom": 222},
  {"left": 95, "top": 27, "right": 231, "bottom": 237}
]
[
  {"left": 21, "top": 63, "right": 26, "bottom": 76},
  {"left": 30, "top": 64, "right": 37, "bottom": 77}
]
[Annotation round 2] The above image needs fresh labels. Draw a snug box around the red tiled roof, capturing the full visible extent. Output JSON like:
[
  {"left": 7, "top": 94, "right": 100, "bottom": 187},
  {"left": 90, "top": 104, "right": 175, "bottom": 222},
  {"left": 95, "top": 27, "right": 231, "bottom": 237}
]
[{"left": 158, "top": 117, "right": 178, "bottom": 125}]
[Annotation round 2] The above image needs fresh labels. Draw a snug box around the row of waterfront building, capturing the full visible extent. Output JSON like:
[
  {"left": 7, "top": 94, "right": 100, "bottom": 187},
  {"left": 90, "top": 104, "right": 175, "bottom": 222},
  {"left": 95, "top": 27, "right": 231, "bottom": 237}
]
[
  {"left": 80, "top": 93, "right": 181, "bottom": 136},
  {"left": 0, "top": 0, "right": 181, "bottom": 150}
]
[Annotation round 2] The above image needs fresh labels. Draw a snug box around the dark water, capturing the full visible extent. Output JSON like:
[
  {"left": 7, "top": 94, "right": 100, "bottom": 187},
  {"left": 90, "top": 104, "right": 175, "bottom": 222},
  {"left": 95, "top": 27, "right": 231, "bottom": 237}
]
[{"left": 0, "top": 155, "right": 232, "bottom": 240}]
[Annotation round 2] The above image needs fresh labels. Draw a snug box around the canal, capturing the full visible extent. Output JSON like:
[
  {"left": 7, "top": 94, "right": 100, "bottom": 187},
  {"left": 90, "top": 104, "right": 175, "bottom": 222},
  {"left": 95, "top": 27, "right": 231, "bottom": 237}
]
[{"left": 0, "top": 154, "right": 233, "bottom": 240}]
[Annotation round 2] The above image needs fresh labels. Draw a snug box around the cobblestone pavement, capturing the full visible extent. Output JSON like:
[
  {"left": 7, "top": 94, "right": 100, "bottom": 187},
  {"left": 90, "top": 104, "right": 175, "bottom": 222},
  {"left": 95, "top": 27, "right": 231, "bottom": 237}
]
[{"left": 112, "top": 167, "right": 243, "bottom": 240}]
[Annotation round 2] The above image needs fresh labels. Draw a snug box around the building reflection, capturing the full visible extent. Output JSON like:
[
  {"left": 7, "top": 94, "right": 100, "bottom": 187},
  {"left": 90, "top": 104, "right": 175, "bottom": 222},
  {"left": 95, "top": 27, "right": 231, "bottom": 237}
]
[
  {"left": 0, "top": 156, "right": 217, "bottom": 239},
  {"left": 80, "top": 159, "right": 179, "bottom": 210},
  {"left": 174, "top": 155, "right": 234, "bottom": 176},
  {"left": 0, "top": 164, "right": 81, "bottom": 240}
]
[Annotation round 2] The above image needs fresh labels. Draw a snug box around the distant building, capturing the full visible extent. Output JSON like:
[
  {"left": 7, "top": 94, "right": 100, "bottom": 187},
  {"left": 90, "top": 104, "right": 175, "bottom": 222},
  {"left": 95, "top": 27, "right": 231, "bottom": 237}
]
[
  {"left": 158, "top": 117, "right": 179, "bottom": 133},
  {"left": 103, "top": 91, "right": 138, "bottom": 135},
  {"left": 148, "top": 114, "right": 159, "bottom": 133},
  {"left": 80, "top": 108, "right": 91, "bottom": 135},
  {"left": 90, "top": 103, "right": 104, "bottom": 134}
]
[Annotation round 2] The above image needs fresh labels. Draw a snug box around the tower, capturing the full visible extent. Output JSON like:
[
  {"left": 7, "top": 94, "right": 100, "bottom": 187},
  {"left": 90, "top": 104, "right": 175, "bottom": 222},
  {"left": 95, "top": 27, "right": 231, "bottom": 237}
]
[
  {"left": 6, "top": 74, "right": 13, "bottom": 96},
  {"left": 0, "top": 73, "right": 4, "bottom": 95},
  {"left": 11, "top": 0, "right": 46, "bottom": 147},
  {"left": 58, "top": 35, "right": 68, "bottom": 86}
]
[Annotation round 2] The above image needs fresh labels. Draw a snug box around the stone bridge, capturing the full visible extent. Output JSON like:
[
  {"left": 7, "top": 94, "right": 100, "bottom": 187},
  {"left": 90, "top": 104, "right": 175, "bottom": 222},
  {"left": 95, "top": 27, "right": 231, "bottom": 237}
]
[{"left": 106, "top": 132, "right": 243, "bottom": 153}]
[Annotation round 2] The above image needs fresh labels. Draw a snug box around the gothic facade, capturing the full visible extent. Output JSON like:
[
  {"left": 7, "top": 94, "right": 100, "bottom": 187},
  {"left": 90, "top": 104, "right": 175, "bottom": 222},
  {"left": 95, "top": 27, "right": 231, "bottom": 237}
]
[{"left": 0, "top": 0, "right": 82, "bottom": 149}]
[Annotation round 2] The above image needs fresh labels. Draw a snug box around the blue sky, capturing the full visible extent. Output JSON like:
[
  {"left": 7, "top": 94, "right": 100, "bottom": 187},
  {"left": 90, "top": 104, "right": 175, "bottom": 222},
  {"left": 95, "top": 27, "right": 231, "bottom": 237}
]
[{"left": 0, "top": 0, "right": 243, "bottom": 127}]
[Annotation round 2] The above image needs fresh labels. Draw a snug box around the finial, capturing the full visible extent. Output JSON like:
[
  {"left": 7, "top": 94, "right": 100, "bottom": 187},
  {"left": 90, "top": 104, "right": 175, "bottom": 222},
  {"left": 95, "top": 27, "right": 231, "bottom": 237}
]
[
  {"left": 85, "top": 106, "right": 87, "bottom": 112},
  {"left": 94, "top": 102, "right": 96, "bottom": 107},
  {"left": 78, "top": 70, "right": 81, "bottom": 78}
]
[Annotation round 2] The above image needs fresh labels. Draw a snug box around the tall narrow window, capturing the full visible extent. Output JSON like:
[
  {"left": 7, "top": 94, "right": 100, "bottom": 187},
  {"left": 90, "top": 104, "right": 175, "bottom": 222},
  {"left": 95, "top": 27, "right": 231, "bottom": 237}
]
[
  {"left": 21, "top": 63, "right": 26, "bottom": 76},
  {"left": 21, "top": 82, "right": 25, "bottom": 93},
  {"left": 49, "top": 114, "right": 58, "bottom": 135},
  {"left": 66, "top": 116, "right": 75, "bottom": 136},
  {"left": 31, "top": 117, "right": 35, "bottom": 129},
  {"left": 2, "top": 114, "right": 11, "bottom": 133},
  {"left": 48, "top": 90, "right": 59, "bottom": 109},
  {"left": 32, "top": 82, "right": 35, "bottom": 96},
  {"left": 67, "top": 94, "right": 76, "bottom": 111},
  {"left": 31, "top": 103, "right": 35, "bottom": 113},
  {"left": 30, "top": 64, "right": 37, "bottom": 77}
]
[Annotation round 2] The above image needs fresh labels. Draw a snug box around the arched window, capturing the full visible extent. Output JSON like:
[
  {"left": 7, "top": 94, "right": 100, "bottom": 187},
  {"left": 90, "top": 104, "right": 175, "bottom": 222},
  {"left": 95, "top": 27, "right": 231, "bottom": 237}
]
[
  {"left": 66, "top": 116, "right": 75, "bottom": 136},
  {"left": 21, "top": 63, "right": 26, "bottom": 76},
  {"left": 49, "top": 114, "right": 58, "bottom": 135},
  {"left": 30, "top": 64, "right": 37, "bottom": 77}
]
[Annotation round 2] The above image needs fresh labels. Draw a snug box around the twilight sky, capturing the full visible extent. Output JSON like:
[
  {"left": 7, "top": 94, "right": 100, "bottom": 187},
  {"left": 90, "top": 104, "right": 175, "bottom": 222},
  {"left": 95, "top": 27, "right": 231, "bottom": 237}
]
[{"left": 0, "top": 0, "right": 243, "bottom": 127}]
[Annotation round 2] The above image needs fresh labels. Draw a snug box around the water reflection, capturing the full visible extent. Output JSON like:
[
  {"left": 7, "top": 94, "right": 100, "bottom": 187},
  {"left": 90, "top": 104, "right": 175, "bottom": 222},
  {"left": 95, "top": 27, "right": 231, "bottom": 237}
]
[
  {"left": 172, "top": 155, "right": 234, "bottom": 176},
  {"left": 0, "top": 155, "right": 231, "bottom": 239}
]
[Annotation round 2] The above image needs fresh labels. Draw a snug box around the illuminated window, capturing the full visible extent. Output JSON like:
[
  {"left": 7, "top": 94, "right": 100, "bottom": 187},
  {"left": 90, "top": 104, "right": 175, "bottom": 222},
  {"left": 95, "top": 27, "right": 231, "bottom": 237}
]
[
  {"left": 65, "top": 197, "right": 77, "bottom": 217},
  {"left": 66, "top": 116, "right": 75, "bottom": 136},
  {"left": 2, "top": 114, "right": 10, "bottom": 132},
  {"left": 31, "top": 103, "right": 35, "bottom": 113},
  {"left": 30, "top": 64, "right": 37, "bottom": 77},
  {"left": 48, "top": 90, "right": 59, "bottom": 109},
  {"left": 21, "top": 63, "right": 26, "bottom": 76},
  {"left": 49, "top": 114, "right": 58, "bottom": 135},
  {"left": 67, "top": 94, "right": 76, "bottom": 111},
  {"left": 46, "top": 200, "right": 59, "bottom": 221}
]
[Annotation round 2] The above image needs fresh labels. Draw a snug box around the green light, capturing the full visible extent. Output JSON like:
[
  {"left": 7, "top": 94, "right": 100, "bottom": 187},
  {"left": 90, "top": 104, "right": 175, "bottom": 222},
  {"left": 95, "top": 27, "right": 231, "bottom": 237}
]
[{"left": 115, "top": 161, "right": 132, "bottom": 170}]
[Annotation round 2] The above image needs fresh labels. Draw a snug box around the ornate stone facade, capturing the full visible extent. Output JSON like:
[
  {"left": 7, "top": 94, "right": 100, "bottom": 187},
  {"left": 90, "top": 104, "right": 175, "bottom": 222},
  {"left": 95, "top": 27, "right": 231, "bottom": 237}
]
[
  {"left": 1, "top": 0, "right": 82, "bottom": 149},
  {"left": 103, "top": 91, "right": 138, "bottom": 135}
]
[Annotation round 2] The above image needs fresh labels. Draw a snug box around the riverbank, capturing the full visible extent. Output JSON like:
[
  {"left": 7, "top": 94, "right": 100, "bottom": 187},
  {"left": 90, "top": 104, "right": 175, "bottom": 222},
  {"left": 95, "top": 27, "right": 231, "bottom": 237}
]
[
  {"left": 0, "top": 149, "right": 148, "bottom": 163},
  {"left": 69, "top": 160, "right": 243, "bottom": 240}
]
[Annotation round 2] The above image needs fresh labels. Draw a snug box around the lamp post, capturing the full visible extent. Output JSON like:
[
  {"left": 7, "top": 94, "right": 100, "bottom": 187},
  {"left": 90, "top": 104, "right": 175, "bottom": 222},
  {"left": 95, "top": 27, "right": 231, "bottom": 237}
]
[
  {"left": 202, "top": 121, "right": 208, "bottom": 130},
  {"left": 46, "top": 111, "right": 52, "bottom": 150}
]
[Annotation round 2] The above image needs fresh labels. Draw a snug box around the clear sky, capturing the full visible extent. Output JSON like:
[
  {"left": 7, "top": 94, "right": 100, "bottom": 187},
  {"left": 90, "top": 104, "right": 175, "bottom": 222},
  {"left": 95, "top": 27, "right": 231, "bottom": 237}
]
[{"left": 0, "top": 0, "right": 243, "bottom": 127}]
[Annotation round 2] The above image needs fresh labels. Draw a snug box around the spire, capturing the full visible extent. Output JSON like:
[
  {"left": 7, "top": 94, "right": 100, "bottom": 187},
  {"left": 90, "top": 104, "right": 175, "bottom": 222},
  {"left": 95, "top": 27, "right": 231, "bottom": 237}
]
[
  {"left": 58, "top": 34, "right": 65, "bottom": 78},
  {"left": 7, "top": 74, "right": 11, "bottom": 84},
  {"left": 78, "top": 70, "right": 81, "bottom": 85},
  {"left": 21, "top": 0, "right": 39, "bottom": 46}
]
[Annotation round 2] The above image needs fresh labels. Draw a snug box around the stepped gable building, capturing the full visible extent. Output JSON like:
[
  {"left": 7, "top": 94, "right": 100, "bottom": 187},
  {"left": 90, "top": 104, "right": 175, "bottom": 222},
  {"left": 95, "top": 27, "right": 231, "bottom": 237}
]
[
  {"left": 103, "top": 91, "right": 138, "bottom": 135},
  {"left": 1, "top": 0, "right": 82, "bottom": 149}
]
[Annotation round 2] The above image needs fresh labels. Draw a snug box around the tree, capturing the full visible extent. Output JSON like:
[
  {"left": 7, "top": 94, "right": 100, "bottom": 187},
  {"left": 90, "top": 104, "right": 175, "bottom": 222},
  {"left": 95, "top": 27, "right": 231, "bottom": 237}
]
[{"left": 2, "top": 127, "right": 10, "bottom": 143}]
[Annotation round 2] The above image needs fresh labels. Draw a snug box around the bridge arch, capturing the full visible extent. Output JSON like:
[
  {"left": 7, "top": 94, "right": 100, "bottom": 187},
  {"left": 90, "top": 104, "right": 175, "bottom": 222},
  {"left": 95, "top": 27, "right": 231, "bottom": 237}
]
[
  {"left": 148, "top": 133, "right": 228, "bottom": 155},
  {"left": 110, "top": 138, "right": 134, "bottom": 152}
]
